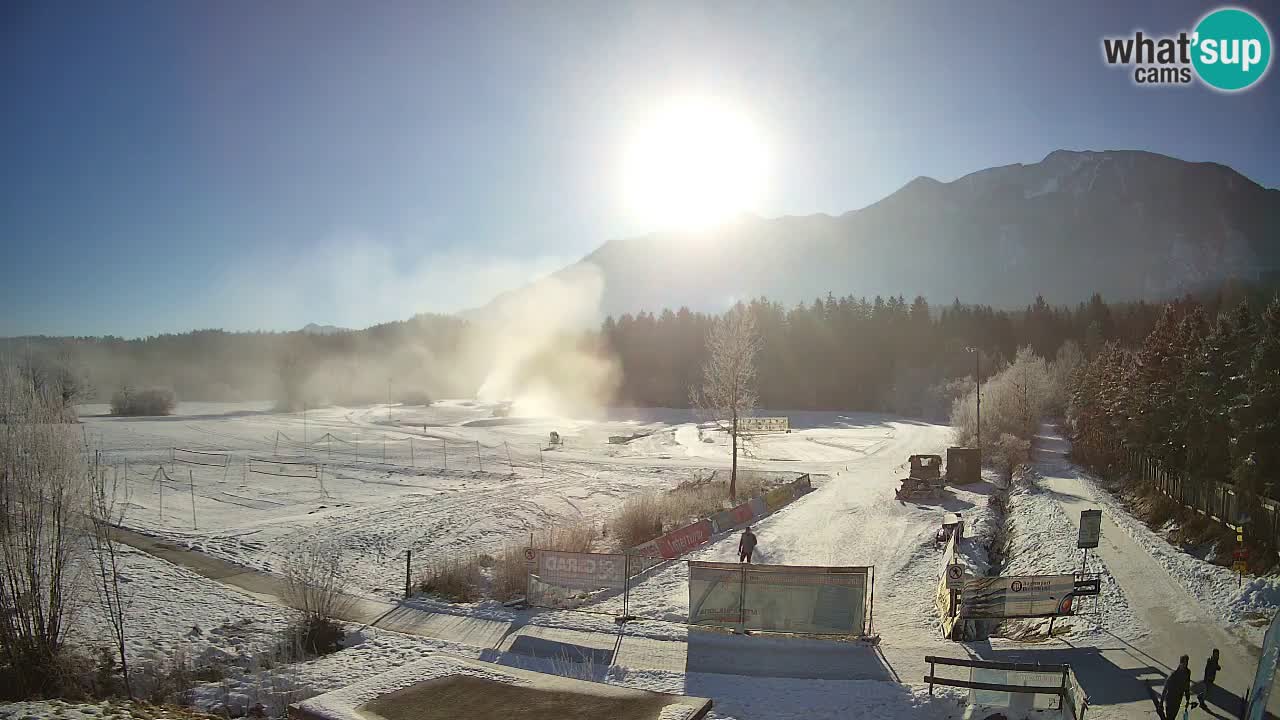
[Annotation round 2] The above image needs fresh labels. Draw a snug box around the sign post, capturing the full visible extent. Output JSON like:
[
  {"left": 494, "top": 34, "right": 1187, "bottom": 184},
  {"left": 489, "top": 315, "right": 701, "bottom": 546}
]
[{"left": 1235, "top": 526, "right": 1248, "bottom": 588}]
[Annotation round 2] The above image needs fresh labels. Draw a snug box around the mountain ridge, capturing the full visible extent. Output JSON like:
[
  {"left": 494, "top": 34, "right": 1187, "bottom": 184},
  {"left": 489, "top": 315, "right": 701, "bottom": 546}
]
[{"left": 476, "top": 149, "right": 1279, "bottom": 320}]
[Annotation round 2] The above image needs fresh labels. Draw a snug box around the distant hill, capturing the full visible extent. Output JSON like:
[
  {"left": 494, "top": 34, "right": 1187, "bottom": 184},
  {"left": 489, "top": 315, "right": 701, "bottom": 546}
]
[
  {"left": 299, "top": 323, "right": 351, "bottom": 336},
  {"left": 480, "top": 150, "right": 1280, "bottom": 318}
]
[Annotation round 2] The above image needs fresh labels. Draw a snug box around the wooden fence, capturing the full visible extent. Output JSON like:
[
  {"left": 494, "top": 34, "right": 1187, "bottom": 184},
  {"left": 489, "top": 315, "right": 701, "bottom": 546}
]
[{"left": 1112, "top": 446, "right": 1278, "bottom": 546}]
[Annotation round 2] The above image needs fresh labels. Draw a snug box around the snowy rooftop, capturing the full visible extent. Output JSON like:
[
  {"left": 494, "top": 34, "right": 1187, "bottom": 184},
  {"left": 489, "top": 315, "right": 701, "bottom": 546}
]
[{"left": 290, "top": 653, "right": 711, "bottom": 720}]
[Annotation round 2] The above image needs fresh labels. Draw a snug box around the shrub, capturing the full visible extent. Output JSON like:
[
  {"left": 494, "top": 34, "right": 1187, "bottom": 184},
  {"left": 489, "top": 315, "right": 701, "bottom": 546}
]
[
  {"left": 293, "top": 616, "right": 344, "bottom": 656},
  {"left": 282, "top": 540, "right": 354, "bottom": 623},
  {"left": 110, "top": 386, "right": 177, "bottom": 416}
]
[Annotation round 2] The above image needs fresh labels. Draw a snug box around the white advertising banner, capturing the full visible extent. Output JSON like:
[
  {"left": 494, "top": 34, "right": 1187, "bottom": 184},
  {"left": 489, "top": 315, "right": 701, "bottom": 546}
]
[
  {"left": 961, "top": 574, "right": 1077, "bottom": 618},
  {"left": 527, "top": 550, "right": 626, "bottom": 609}
]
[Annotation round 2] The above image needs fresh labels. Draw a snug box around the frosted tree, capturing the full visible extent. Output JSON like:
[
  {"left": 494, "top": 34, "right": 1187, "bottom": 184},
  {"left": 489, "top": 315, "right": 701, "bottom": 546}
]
[{"left": 692, "top": 305, "right": 761, "bottom": 500}]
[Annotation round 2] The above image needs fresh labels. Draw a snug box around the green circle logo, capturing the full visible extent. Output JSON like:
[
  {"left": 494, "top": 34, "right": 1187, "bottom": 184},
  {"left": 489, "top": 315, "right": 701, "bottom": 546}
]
[{"left": 1192, "top": 7, "right": 1272, "bottom": 91}]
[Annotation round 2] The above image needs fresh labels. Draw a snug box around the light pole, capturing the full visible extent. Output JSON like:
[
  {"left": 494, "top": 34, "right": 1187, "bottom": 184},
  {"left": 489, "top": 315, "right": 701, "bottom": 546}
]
[{"left": 965, "top": 347, "right": 980, "bottom": 453}]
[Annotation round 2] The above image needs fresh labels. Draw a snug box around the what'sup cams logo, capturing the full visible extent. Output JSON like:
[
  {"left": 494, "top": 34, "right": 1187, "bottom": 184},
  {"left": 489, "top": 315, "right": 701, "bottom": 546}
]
[{"left": 1103, "top": 6, "right": 1272, "bottom": 91}]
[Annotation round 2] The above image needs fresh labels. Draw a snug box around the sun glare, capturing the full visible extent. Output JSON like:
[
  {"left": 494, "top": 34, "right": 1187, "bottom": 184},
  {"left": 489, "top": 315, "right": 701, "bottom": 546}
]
[{"left": 622, "top": 98, "right": 768, "bottom": 231}]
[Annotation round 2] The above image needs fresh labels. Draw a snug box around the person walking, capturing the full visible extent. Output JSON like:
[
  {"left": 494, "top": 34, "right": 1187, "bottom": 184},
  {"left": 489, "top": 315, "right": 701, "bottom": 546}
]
[
  {"left": 1198, "top": 648, "right": 1220, "bottom": 708},
  {"left": 1162, "top": 655, "right": 1191, "bottom": 720},
  {"left": 738, "top": 526, "right": 757, "bottom": 563}
]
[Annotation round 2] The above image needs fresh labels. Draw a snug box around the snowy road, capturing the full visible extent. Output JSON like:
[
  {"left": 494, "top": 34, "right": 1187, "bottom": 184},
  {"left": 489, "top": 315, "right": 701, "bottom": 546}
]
[{"left": 1015, "top": 427, "right": 1272, "bottom": 719}]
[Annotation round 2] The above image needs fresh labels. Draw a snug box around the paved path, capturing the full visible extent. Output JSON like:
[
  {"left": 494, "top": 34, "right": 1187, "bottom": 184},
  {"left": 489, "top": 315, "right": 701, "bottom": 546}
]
[
  {"left": 1018, "top": 427, "right": 1270, "bottom": 720},
  {"left": 110, "top": 526, "right": 896, "bottom": 683}
]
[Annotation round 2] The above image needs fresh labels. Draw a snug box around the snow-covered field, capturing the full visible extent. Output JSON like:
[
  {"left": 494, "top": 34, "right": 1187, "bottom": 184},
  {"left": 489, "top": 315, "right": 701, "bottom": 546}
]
[
  {"left": 80, "top": 402, "right": 922, "bottom": 599},
  {"left": 61, "top": 404, "right": 1271, "bottom": 720},
  {"left": 73, "top": 401, "right": 994, "bottom": 718}
]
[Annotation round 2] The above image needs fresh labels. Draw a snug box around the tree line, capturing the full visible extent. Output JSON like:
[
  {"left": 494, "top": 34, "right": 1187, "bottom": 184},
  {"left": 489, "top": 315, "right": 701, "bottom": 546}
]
[
  {"left": 1069, "top": 293, "right": 1280, "bottom": 543},
  {"left": 601, "top": 291, "right": 1190, "bottom": 415}
]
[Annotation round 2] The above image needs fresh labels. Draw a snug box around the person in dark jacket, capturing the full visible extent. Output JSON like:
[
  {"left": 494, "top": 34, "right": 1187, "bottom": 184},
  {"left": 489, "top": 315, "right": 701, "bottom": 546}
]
[
  {"left": 1198, "top": 648, "right": 1220, "bottom": 707},
  {"left": 1163, "top": 655, "right": 1191, "bottom": 719},
  {"left": 738, "top": 527, "right": 757, "bottom": 563}
]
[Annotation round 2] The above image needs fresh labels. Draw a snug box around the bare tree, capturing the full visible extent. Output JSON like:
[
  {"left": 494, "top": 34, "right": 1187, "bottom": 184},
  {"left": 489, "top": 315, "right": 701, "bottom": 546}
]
[
  {"left": 88, "top": 462, "right": 132, "bottom": 698},
  {"left": 0, "top": 359, "right": 91, "bottom": 696},
  {"left": 691, "top": 305, "right": 762, "bottom": 500}
]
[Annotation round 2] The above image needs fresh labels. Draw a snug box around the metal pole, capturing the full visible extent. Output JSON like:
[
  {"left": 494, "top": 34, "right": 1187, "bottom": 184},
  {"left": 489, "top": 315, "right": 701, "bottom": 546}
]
[
  {"left": 189, "top": 468, "right": 197, "bottom": 530},
  {"left": 867, "top": 567, "right": 875, "bottom": 636},
  {"left": 405, "top": 550, "right": 412, "bottom": 599},
  {"left": 443, "top": 438, "right": 447, "bottom": 469},
  {"left": 303, "top": 403, "right": 307, "bottom": 446},
  {"left": 158, "top": 467, "right": 164, "bottom": 522},
  {"left": 975, "top": 351, "right": 981, "bottom": 452},
  {"left": 477, "top": 441, "right": 483, "bottom": 472},
  {"left": 539, "top": 448, "right": 544, "bottom": 477},
  {"left": 382, "top": 436, "right": 386, "bottom": 464},
  {"left": 410, "top": 438, "right": 415, "bottom": 468},
  {"left": 274, "top": 432, "right": 279, "bottom": 456}
]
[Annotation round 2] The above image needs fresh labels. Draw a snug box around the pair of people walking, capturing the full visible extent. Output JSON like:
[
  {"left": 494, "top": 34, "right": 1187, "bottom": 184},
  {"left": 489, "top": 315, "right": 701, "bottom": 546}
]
[{"left": 1161, "top": 649, "right": 1221, "bottom": 719}]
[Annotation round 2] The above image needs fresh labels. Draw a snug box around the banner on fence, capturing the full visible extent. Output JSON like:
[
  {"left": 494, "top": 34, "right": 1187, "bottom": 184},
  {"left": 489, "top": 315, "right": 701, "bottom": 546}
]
[
  {"left": 739, "top": 417, "right": 789, "bottom": 432},
  {"left": 961, "top": 574, "right": 1076, "bottom": 619},
  {"left": 526, "top": 550, "right": 627, "bottom": 609},
  {"left": 764, "top": 485, "right": 795, "bottom": 512},
  {"left": 656, "top": 519, "right": 712, "bottom": 558},
  {"left": 689, "top": 561, "right": 871, "bottom": 635},
  {"left": 936, "top": 534, "right": 961, "bottom": 637}
]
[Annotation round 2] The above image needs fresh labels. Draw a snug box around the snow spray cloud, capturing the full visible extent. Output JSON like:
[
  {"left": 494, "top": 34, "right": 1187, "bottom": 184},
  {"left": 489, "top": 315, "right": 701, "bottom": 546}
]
[{"left": 459, "top": 262, "right": 620, "bottom": 418}]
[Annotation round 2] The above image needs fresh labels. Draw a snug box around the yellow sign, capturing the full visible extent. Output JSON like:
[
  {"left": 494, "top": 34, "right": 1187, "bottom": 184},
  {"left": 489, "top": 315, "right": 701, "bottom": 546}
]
[{"left": 1235, "top": 560, "right": 1248, "bottom": 574}]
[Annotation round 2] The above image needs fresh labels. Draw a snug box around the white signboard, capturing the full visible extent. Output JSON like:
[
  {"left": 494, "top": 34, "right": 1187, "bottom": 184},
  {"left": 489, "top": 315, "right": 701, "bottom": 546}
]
[
  {"left": 961, "top": 574, "right": 1077, "bottom": 618},
  {"left": 739, "top": 417, "right": 789, "bottom": 432},
  {"left": 1077, "top": 509, "right": 1102, "bottom": 549},
  {"left": 531, "top": 550, "right": 625, "bottom": 591}
]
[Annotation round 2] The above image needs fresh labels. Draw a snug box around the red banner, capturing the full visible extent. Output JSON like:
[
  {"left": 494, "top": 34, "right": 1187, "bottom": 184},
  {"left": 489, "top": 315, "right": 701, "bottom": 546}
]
[{"left": 656, "top": 519, "right": 712, "bottom": 558}]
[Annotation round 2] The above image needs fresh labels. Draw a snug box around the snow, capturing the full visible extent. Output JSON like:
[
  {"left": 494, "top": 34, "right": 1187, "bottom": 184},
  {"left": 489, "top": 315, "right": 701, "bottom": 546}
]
[
  {"left": 999, "top": 468, "right": 1142, "bottom": 641},
  {"left": 0, "top": 700, "right": 214, "bottom": 720},
  {"left": 66, "top": 405, "right": 1271, "bottom": 720},
  {"left": 76, "top": 545, "right": 292, "bottom": 669},
  {"left": 1038, "top": 447, "right": 1275, "bottom": 647}
]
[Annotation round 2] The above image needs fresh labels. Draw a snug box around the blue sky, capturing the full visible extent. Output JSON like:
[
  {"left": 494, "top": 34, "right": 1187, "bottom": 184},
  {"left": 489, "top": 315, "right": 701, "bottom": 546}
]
[{"left": 3, "top": 0, "right": 1278, "bottom": 338}]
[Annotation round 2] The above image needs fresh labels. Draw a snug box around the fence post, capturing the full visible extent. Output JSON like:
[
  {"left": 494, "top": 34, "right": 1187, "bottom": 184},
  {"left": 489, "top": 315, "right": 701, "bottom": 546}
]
[
  {"left": 928, "top": 658, "right": 935, "bottom": 695},
  {"left": 539, "top": 447, "right": 545, "bottom": 477},
  {"left": 157, "top": 467, "right": 164, "bottom": 523},
  {"left": 443, "top": 438, "right": 448, "bottom": 470},
  {"left": 505, "top": 442, "right": 514, "bottom": 473},
  {"left": 410, "top": 438, "right": 415, "bottom": 468},
  {"left": 274, "top": 432, "right": 279, "bottom": 456},
  {"left": 477, "top": 441, "right": 483, "bottom": 473},
  {"left": 189, "top": 468, "right": 197, "bottom": 530},
  {"left": 738, "top": 563, "right": 747, "bottom": 634},
  {"left": 405, "top": 550, "right": 412, "bottom": 599},
  {"left": 382, "top": 436, "right": 386, "bottom": 464}
]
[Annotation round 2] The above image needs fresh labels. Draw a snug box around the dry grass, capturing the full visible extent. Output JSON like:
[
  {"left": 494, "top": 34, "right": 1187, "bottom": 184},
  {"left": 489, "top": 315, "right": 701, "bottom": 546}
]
[
  {"left": 418, "top": 554, "right": 483, "bottom": 602},
  {"left": 612, "top": 494, "right": 665, "bottom": 548},
  {"left": 428, "top": 522, "right": 599, "bottom": 602},
  {"left": 608, "top": 472, "right": 774, "bottom": 550}
]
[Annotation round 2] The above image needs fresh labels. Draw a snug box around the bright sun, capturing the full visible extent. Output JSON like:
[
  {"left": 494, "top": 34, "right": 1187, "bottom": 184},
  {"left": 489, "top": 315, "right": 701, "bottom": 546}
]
[{"left": 622, "top": 98, "right": 768, "bottom": 231}]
